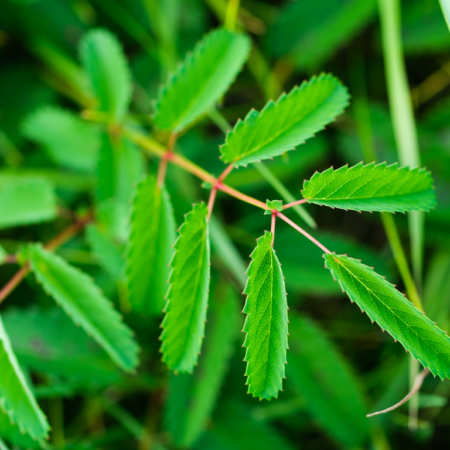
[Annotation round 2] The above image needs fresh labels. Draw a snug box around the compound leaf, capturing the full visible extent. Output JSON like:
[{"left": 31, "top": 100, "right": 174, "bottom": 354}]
[
  {"left": 166, "top": 284, "right": 240, "bottom": 447},
  {"left": 243, "top": 231, "right": 288, "bottom": 400},
  {"left": 302, "top": 162, "right": 436, "bottom": 212},
  {"left": 0, "top": 176, "right": 57, "bottom": 230},
  {"left": 21, "top": 106, "right": 100, "bottom": 172},
  {"left": 2, "top": 307, "right": 120, "bottom": 386},
  {"left": 220, "top": 74, "right": 348, "bottom": 167},
  {"left": 126, "top": 174, "right": 176, "bottom": 315},
  {"left": 0, "top": 316, "right": 49, "bottom": 442},
  {"left": 324, "top": 254, "right": 450, "bottom": 379},
  {"left": 27, "top": 244, "right": 139, "bottom": 372},
  {"left": 79, "top": 29, "right": 132, "bottom": 122},
  {"left": 288, "top": 315, "right": 369, "bottom": 448},
  {"left": 161, "top": 203, "right": 210, "bottom": 373},
  {"left": 154, "top": 29, "right": 251, "bottom": 132}
]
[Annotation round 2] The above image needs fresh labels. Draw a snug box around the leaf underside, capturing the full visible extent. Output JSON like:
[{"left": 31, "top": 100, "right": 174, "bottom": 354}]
[
  {"left": 303, "top": 162, "right": 436, "bottom": 212},
  {"left": 243, "top": 231, "right": 288, "bottom": 400},
  {"left": 220, "top": 74, "right": 349, "bottom": 167},
  {"left": 288, "top": 315, "right": 369, "bottom": 448},
  {"left": 79, "top": 28, "right": 131, "bottom": 122},
  {"left": 0, "top": 317, "right": 49, "bottom": 442},
  {"left": 160, "top": 203, "right": 210, "bottom": 373},
  {"left": 324, "top": 254, "right": 450, "bottom": 379},
  {"left": 154, "top": 29, "right": 251, "bottom": 132},
  {"left": 126, "top": 174, "right": 176, "bottom": 315},
  {"left": 166, "top": 285, "right": 240, "bottom": 447},
  {"left": 27, "top": 244, "right": 139, "bottom": 372},
  {"left": 0, "top": 176, "right": 57, "bottom": 230}
]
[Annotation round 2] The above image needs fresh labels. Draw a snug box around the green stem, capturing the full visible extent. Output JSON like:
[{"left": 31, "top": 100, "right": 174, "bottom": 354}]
[
  {"left": 225, "top": 0, "right": 241, "bottom": 30},
  {"left": 377, "top": 0, "right": 423, "bottom": 290}
]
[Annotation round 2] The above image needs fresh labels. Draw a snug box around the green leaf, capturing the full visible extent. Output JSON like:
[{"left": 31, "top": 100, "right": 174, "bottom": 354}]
[
  {"left": 27, "top": 244, "right": 139, "bottom": 372},
  {"left": 154, "top": 29, "right": 251, "bottom": 132},
  {"left": 0, "top": 176, "right": 57, "bottom": 230},
  {"left": 287, "top": 315, "right": 369, "bottom": 448},
  {"left": 2, "top": 307, "right": 120, "bottom": 386},
  {"left": 21, "top": 106, "right": 100, "bottom": 171},
  {"left": 87, "top": 224, "right": 124, "bottom": 280},
  {"left": 302, "top": 162, "right": 436, "bottom": 212},
  {"left": 268, "top": 0, "right": 377, "bottom": 68},
  {"left": 220, "top": 74, "right": 349, "bottom": 167},
  {"left": 324, "top": 253, "right": 450, "bottom": 379},
  {"left": 0, "top": 414, "right": 40, "bottom": 450},
  {"left": 243, "top": 231, "right": 288, "bottom": 400},
  {"left": 0, "top": 316, "right": 49, "bottom": 441},
  {"left": 126, "top": 174, "right": 176, "bottom": 315},
  {"left": 0, "top": 438, "right": 9, "bottom": 450},
  {"left": 264, "top": 199, "right": 283, "bottom": 215},
  {"left": 161, "top": 203, "right": 210, "bottom": 373},
  {"left": 166, "top": 284, "right": 240, "bottom": 447},
  {"left": 79, "top": 29, "right": 132, "bottom": 122}
]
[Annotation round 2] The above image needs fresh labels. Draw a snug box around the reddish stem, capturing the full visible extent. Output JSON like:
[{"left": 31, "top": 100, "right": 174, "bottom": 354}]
[
  {"left": 271, "top": 212, "right": 276, "bottom": 246},
  {"left": 157, "top": 133, "right": 177, "bottom": 188},
  {"left": 283, "top": 198, "right": 308, "bottom": 209},
  {"left": 276, "top": 212, "right": 331, "bottom": 254},
  {"left": 0, "top": 213, "right": 94, "bottom": 305},
  {"left": 216, "top": 182, "right": 268, "bottom": 210},
  {"left": 207, "top": 164, "right": 236, "bottom": 221}
]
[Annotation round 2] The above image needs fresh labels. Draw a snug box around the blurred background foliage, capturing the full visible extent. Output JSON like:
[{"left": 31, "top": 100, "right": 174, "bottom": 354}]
[{"left": 1, "top": 0, "right": 450, "bottom": 449}]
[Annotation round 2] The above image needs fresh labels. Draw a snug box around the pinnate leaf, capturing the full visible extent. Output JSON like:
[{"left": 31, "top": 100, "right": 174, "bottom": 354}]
[
  {"left": 79, "top": 29, "right": 132, "bottom": 122},
  {"left": 220, "top": 74, "right": 348, "bottom": 166},
  {"left": 126, "top": 174, "right": 176, "bottom": 314},
  {"left": 302, "top": 162, "right": 436, "bottom": 212},
  {"left": 0, "top": 176, "right": 57, "bottom": 230},
  {"left": 166, "top": 285, "right": 240, "bottom": 447},
  {"left": 324, "top": 253, "right": 450, "bottom": 379},
  {"left": 27, "top": 244, "right": 139, "bottom": 372},
  {"left": 22, "top": 106, "right": 100, "bottom": 171},
  {"left": 243, "top": 231, "right": 288, "bottom": 400},
  {"left": 0, "top": 317, "right": 49, "bottom": 442},
  {"left": 288, "top": 315, "right": 369, "bottom": 448},
  {"left": 161, "top": 203, "right": 210, "bottom": 373},
  {"left": 154, "top": 29, "right": 251, "bottom": 132}
]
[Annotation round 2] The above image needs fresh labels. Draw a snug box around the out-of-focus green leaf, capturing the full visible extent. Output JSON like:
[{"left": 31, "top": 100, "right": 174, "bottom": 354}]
[
  {"left": 194, "top": 401, "right": 296, "bottom": 450},
  {"left": 126, "top": 174, "right": 176, "bottom": 315},
  {"left": 243, "top": 231, "right": 288, "bottom": 400},
  {"left": 302, "top": 162, "right": 436, "bottom": 213},
  {"left": 154, "top": 29, "right": 251, "bottom": 132},
  {"left": 87, "top": 224, "right": 124, "bottom": 280},
  {"left": 2, "top": 307, "right": 121, "bottom": 386},
  {"left": 166, "top": 284, "right": 240, "bottom": 447},
  {"left": 0, "top": 414, "right": 40, "bottom": 450},
  {"left": 79, "top": 29, "right": 132, "bottom": 122},
  {"left": 220, "top": 74, "right": 348, "bottom": 167},
  {"left": 21, "top": 106, "right": 100, "bottom": 171},
  {"left": 268, "top": 0, "right": 376, "bottom": 68},
  {"left": 161, "top": 203, "right": 210, "bottom": 373},
  {"left": 0, "top": 316, "right": 49, "bottom": 442},
  {"left": 27, "top": 244, "right": 139, "bottom": 372},
  {"left": 287, "top": 315, "right": 369, "bottom": 448},
  {"left": 0, "top": 176, "right": 57, "bottom": 229},
  {"left": 324, "top": 253, "right": 450, "bottom": 379}
]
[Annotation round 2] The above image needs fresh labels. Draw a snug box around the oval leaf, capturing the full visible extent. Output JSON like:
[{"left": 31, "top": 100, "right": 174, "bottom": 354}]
[
  {"left": 160, "top": 203, "right": 210, "bottom": 373},
  {"left": 288, "top": 315, "right": 369, "bottom": 448},
  {"left": 126, "top": 174, "right": 176, "bottom": 314},
  {"left": 220, "top": 74, "right": 349, "bottom": 167},
  {"left": 154, "top": 29, "right": 251, "bottom": 132},
  {"left": 302, "top": 162, "right": 436, "bottom": 212},
  {"left": 27, "top": 244, "right": 139, "bottom": 372},
  {"left": 324, "top": 253, "right": 450, "bottom": 379},
  {"left": 243, "top": 231, "right": 288, "bottom": 400},
  {"left": 0, "top": 176, "right": 57, "bottom": 230},
  {"left": 79, "top": 29, "right": 132, "bottom": 122},
  {"left": 0, "top": 317, "right": 49, "bottom": 442}
]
